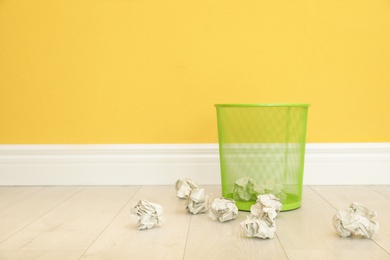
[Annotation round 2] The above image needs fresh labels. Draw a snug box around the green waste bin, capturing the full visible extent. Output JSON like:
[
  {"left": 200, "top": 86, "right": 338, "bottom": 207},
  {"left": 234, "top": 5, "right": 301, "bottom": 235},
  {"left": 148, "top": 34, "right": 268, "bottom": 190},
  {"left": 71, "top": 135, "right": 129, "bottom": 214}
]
[{"left": 215, "top": 104, "right": 310, "bottom": 211}]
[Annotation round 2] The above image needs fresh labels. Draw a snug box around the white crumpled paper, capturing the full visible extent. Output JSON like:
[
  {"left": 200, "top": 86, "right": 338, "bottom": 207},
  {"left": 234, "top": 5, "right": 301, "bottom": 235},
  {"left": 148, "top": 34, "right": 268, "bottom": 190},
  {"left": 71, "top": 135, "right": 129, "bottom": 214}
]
[
  {"left": 241, "top": 194, "right": 282, "bottom": 239},
  {"left": 175, "top": 178, "right": 199, "bottom": 199},
  {"left": 241, "top": 216, "right": 276, "bottom": 239},
  {"left": 209, "top": 197, "right": 238, "bottom": 222},
  {"left": 186, "top": 188, "right": 211, "bottom": 215},
  {"left": 250, "top": 194, "right": 282, "bottom": 224},
  {"left": 264, "top": 177, "right": 287, "bottom": 202},
  {"left": 333, "top": 203, "right": 379, "bottom": 238},
  {"left": 130, "top": 200, "right": 164, "bottom": 230},
  {"left": 233, "top": 177, "right": 286, "bottom": 202},
  {"left": 233, "top": 177, "right": 264, "bottom": 201}
]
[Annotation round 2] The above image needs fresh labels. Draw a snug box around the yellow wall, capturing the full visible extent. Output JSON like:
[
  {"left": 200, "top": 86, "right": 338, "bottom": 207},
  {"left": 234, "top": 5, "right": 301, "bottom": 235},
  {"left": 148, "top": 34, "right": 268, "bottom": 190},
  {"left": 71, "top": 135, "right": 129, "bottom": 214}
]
[{"left": 0, "top": 0, "right": 389, "bottom": 144}]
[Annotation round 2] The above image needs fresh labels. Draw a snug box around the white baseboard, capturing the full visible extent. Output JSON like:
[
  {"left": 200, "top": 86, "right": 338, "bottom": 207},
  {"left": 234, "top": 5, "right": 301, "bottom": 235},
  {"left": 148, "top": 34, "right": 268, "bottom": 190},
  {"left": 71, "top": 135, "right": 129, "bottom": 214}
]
[{"left": 0, "top": 143, "right": 389, "bottom": 185}]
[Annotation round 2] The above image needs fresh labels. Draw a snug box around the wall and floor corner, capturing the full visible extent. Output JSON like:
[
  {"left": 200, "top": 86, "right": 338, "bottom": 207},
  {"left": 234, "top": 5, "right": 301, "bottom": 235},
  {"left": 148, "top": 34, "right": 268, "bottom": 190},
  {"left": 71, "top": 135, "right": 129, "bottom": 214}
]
[{"left": 0, "top": 1, "right": 389, "bottom": 185}]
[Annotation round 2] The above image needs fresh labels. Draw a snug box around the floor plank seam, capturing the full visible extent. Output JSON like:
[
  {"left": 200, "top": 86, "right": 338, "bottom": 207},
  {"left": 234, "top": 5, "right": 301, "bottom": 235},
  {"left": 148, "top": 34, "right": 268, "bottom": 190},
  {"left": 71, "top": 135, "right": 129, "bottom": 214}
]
[
  {"left": 365, "top": 186, "right": 390, "bottom": 256},
  {"left": 275, "top": 233, "right": 290, "bottom": 260},
  {"left": 77, "top": 185, "right": 143, "bottom": 259},
  {"left": 308, "top": 185, "right": 338, "bottom": 210},
  {"left": 367, "top": 186, "right": 390, "bottom": 199},
  {"left": 0, "top": 186, "right": 85, "bottom": 245},
  {"left": 181, "top": 214, "right": 193, "bottom": 260}
]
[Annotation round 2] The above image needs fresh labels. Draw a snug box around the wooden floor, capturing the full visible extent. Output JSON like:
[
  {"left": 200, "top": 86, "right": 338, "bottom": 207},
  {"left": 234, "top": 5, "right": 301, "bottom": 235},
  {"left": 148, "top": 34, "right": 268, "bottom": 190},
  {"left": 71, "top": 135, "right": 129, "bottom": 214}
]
[{"left": 0, "top": 186, "right": 389, "bottom": 260}]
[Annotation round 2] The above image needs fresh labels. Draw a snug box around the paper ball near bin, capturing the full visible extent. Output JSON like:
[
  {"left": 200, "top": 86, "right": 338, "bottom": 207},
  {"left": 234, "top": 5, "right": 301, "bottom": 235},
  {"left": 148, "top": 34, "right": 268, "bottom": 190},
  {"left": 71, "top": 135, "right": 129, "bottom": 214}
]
[{"left": 215, "top": 104, "right": 310, "bottom": 211}]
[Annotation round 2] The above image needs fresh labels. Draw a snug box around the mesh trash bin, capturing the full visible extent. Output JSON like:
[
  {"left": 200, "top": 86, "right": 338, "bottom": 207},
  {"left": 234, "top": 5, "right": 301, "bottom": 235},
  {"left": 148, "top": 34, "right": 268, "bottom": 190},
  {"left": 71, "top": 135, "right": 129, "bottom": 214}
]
[{"left": 215, "top": 104, "right": 309, "bottom": 211}]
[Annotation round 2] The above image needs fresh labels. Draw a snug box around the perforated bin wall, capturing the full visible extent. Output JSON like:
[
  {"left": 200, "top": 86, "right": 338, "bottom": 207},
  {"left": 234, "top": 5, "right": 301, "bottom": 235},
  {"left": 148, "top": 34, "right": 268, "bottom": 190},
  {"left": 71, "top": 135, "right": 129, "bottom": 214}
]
[{"left": 215, "top": 104, "right": 309, "bottom": 211}]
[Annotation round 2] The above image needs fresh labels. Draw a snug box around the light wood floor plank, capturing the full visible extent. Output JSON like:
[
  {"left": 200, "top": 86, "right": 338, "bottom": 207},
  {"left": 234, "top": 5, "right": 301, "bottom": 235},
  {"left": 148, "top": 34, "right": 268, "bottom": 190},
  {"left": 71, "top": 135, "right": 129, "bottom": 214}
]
[
  {"left": 183, "top": 186, "right": 288, "bottom": 260},
  {"left": 0, "top": 185, "right": 389, "bottom": 260},
  {"left": 0, "top": 186, "right": 140, "bottom": 251},
  {"left": 284, "top": 249, "right": 390, "bottom": 260},
  {"left": 311, "top": 185, "right": 390, "bottom": 256},
  {"left": 0, "top": 187, "right": 24, "bottom": 201},
  {"left": 0, "top": 187, "right": 82, "bottom": 242},
  {"left": 369, "top": 185, "right": 390, "bottom": 199},
  {"left": 80, "top": 185, "right": 191, "bottom": 260},
  {"left": 277, "top": 186, "right": 389, "bottom": 260},
  {"left": 0, "top": 250, "right": 83, "bottom": 260}
]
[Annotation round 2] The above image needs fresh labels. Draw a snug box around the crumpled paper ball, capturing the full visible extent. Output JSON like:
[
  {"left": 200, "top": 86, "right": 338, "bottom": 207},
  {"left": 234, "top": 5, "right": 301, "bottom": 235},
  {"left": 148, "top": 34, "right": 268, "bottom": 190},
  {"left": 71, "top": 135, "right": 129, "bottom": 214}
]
[
  {"left": 250, "top": 193, "right": 282, "bottom": 225},
  {"left": 241, "top": 194, "right": 282, "bottom": 239},
  {"left": 130, "top": 200, "right": 164, "bottom": 230},
  {"left": 233, "top": 177, "right": 286, "bottom": 202},
  {"left": 240, "top": 216, "right": 276, "bottom": 239},
  {"left": 175, "top": 178, "right": 199, "bottom": 199},
  {"left": 233, "top": 177, "right": 264, "bottom": 201},
  {"left": 333, "top": 202, "right": 379, "bottom": 238},
  {"left": 264, "top": 177, "right": 287, "bottom": 203},
  {"left": 186, "top": 188, "right": 211, "bottom": 215},
  {"left": 209, "top": 197, "right": 238, "bottom": 222}
]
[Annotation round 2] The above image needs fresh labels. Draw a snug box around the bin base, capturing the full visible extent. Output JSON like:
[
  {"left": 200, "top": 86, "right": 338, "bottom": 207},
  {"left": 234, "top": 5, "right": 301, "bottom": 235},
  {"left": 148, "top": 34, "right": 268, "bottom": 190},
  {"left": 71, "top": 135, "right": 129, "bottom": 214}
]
[{"left": 225, "top": 193, "right": 301, "bottom": 212}]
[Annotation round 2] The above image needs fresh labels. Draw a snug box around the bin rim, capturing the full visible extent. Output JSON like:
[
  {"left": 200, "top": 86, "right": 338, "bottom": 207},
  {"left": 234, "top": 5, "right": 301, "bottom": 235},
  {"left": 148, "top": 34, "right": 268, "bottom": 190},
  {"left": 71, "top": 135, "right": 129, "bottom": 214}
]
[{"left": 214, "top": 103, "right": 310, "bottom": 107}]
